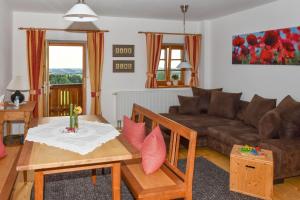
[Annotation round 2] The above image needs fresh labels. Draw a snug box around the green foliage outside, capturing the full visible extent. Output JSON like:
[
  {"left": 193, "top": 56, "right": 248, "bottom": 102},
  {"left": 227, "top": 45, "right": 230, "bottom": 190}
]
[{"left": 50, "top": 74, "right": 82, "bottom": 85}]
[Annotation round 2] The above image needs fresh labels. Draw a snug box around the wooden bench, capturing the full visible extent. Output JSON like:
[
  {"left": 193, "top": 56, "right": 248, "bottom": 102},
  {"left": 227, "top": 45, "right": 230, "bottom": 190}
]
[
  {"left": 0, "top": 145, "right": 21, "bottom": 200},
  {"left": 121, "top": 104, "right": 197, "bottom": 200}
]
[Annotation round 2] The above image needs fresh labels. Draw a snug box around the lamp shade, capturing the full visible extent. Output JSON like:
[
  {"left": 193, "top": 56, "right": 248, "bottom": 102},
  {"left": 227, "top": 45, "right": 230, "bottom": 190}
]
[
  {"left": 64, "top": 1, "right": 98, "bottom": 22},
  {"left": 6, "top": 76, "right": 29, "bottom": 91},
  {"left": 176, "top": 61, "right": 192, "bottom": 69}
]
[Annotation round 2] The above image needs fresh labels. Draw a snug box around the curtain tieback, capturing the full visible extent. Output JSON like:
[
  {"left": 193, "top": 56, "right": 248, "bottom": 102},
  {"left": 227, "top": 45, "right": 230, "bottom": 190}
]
[
  {"left": 191, "top": 72, "right": 198, "bottom": 77},
  {"left": 146, "top": 73, "right": 156, "bottom": 78},
  {"left": 30, "top": 89, "right": 42, "bottom": 95},
  {"left": 91, "top": 91, "right": 101, "bottom": 98}
]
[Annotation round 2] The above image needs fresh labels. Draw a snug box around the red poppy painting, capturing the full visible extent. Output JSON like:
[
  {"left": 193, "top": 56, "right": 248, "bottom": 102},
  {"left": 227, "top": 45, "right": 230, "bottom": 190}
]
[{"left": 232, "top": 26, "right": 300, "bottom": 65}]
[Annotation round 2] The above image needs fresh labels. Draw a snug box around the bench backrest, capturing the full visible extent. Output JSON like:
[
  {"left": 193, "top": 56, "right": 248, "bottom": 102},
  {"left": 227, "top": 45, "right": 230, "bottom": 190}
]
[{"left": 131, "top": 104, "right": 197, "bottom": 189}]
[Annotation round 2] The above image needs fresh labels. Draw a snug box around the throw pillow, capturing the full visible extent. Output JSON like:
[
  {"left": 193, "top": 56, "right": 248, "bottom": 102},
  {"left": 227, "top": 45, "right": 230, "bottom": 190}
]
[
  {"left": 191, "top": 87, "right": 223, "bottom": 113},
  {"left": 236, "top": 100, "right": 250, "bottom": 121},
  {"left": 0, "top": 138, "right": 7, "bottom": 159},
  {"left": 178, "top": 95, "right": 200, "bottom": 115},
  {"left": 243, "top": 95, "right": 276, "bottom": 128},
  {"left": 208, "top": 91, "right": 242, "bottom": 119},
  {"left": 141, "top": 126, "right": 167, "bottom": 175},
  {"left": 122, "top": 116, "right": 146, "bottom": 151},
  {"left": 276, "top": 95, "right": 300, "bottom": 114},
  {"left": 279, "top": 105, "right": 300, "bottom": 139},
  {"left": 258, "top": 110, "right": 281, "bottom": 139}
]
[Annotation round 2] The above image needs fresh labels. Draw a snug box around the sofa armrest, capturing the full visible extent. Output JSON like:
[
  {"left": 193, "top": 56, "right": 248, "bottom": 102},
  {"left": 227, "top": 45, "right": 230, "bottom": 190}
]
[
  {"left": 169, "top": 106, "right": 180, "bottom": 114},
  {"left": 259, "top": 139, "right": 300, "bottom": 180}
]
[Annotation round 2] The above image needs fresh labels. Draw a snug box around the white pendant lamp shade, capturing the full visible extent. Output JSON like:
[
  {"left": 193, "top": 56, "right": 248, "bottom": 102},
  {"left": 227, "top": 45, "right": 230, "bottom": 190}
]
[
  {"left": 177, "top": 61, "right": 191, "bottom": 69},
  {"left": 64, "top": 0, "right": 98, "bottom": 22}
]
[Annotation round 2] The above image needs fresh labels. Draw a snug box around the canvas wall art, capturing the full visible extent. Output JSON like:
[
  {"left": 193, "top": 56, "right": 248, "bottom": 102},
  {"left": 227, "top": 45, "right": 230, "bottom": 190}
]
[{"left": 232, "top": 26, "right": 300, "bottom": 65}]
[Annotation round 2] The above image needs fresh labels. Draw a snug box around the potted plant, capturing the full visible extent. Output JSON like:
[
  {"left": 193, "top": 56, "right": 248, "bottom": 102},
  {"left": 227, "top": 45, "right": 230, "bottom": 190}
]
[{"left": 171, "top": 74, "right": 179, "bottom": 86}]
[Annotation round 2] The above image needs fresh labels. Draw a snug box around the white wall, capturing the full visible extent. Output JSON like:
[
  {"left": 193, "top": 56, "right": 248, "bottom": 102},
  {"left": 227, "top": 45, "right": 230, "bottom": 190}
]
[
  {"left": 0, "top": 1, "right": 12, "bottom": 95},
  {"left": 12, "top": 12, "right": 203, "bottom": 125},
  {"left": 208, "top": 0, "right": 300, "bottom": 102}
]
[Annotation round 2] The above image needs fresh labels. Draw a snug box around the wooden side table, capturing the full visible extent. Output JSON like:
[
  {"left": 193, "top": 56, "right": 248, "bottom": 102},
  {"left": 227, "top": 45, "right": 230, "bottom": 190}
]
[
  {"left": 0, "top": 101, "right": 36, "bottom": 143},
  {"left": 230, "top": 144, "right": 273, "bottom": 200}
]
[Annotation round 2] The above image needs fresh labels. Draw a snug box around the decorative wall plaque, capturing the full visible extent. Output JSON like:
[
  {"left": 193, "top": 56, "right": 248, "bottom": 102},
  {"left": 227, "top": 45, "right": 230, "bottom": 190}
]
[
  {"left": 113, "top": 60, "right": 135, "bottom": 73},
  {"left": 113, "top": 45, "right": 135, "bottom": 57}
]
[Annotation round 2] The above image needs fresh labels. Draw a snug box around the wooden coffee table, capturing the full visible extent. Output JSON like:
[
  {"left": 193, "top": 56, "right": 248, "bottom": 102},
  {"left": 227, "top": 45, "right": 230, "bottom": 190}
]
[
  {"left": 230, "top": 144, "right": 273, "bottom": 200},
  {"left": 16, "top": 115, "right": 139, "bottom": 200}
]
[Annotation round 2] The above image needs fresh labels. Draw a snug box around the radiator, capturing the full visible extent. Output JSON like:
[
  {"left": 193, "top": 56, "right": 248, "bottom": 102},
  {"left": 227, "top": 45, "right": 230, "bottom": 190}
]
[{"left": 115, "top": 88, "right": 192, "bottom": 122}]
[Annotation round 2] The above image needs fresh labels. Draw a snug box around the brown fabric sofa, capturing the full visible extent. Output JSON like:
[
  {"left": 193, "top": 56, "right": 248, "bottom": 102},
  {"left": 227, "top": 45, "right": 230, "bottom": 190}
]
[{"left": 161, "top": 91, "right": 300, "bottom": 181}]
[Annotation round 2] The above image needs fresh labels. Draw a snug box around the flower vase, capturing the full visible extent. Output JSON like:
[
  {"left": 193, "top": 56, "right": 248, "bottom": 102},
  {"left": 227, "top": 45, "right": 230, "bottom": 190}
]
[{"left": 74, "top": 115, "right": 79, "bottom": 129}]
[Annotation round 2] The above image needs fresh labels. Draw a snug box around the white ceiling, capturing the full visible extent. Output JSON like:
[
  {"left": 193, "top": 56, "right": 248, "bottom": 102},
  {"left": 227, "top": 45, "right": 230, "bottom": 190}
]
[{"left": 7, "top": 0, "right": 276, "bottom": 21}]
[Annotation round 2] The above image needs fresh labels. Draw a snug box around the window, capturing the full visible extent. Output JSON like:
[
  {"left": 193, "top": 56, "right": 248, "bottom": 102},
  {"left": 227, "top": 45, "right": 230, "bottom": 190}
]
[
  {"left": 48, "top": 43, "right": 85, "bottom": 85},
  {"left": 157, "top": 44, "right": 185, "bottom": 87}
]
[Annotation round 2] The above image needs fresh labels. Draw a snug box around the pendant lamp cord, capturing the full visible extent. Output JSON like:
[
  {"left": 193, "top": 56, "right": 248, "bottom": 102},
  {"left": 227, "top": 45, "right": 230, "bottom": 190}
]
[{"left": 181, "top": 5, "right": 188, "bottom": 62}]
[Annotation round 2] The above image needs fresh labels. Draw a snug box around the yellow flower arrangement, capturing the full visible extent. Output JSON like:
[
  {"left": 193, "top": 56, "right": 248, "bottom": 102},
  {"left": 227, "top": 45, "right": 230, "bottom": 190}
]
[{"left": 73, "top": 106, "right": 82, "bottom": 115}]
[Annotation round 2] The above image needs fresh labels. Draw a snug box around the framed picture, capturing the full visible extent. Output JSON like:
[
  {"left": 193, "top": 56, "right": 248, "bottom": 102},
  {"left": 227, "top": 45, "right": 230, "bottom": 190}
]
[
  {"left": 113, "top": 45, "right": 135, "bottom": 57},
  {"left": 232, "top": 26, "right": 300, "bottom": 65},
  {"left": 113, "top": 60, "right": 135, "bottom": 73}
]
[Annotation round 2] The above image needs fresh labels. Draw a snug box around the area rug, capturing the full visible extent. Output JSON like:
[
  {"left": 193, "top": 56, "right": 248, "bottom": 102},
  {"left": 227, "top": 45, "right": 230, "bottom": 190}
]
[{"left": 31, "top": 157, "right": 259, "bottom": 200}]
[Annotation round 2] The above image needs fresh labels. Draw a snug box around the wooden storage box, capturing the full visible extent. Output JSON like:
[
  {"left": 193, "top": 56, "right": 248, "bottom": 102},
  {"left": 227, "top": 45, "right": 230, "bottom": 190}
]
[{"left": 230, "top": 145, "right": 273, "bottom": 200}]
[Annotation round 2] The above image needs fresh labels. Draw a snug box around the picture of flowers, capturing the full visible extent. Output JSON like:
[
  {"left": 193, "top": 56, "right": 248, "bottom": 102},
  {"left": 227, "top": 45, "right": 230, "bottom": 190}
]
[{"left": 232, "top": 26, "right": 300, "bottom": 65}]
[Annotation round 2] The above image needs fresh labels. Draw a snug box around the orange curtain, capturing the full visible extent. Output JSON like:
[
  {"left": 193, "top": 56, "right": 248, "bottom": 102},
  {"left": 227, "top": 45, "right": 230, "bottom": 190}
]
[
  {"left": 26, "top": 29, "right": 46, "bottom": 118},
  {"left": 145, "top": 33, "right": 163, "bottom": 88},
  {"left": 87, "top": 32, "right": 104, "bottom": 115},
  {"left": 185, "top": 35, "right": 201, "bottom": 87}
]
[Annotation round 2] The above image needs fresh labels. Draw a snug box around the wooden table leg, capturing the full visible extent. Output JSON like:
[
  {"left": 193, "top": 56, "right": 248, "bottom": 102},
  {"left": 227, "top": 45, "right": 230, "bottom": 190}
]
[
  {"left": 0, "top": 118, "right": 4, "bottom": 144},
  {"left": 34, "top": 171, "right": 44, "bottom": 200},
  {"left": 24, "top": 112, "right": 31, "bottom": 139},
  {"left": 92, "top": 169, "right": 97, "bottom": 185},
  {"left": 111, "top": 162, "right": 121, "bottom": 200},
  {"left": 23, "top": 171, "right": 27, "bottom": 183}
]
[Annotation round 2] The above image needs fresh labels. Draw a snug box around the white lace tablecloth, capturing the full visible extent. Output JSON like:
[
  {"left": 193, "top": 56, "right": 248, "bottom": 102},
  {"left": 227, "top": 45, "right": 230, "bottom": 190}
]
[{"left": 26, "top": 118, "right": 120, "bottom": 155}]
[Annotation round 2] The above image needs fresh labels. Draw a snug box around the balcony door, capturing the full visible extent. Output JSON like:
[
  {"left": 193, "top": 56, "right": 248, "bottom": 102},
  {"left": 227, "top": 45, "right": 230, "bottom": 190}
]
[{"left": 44, "top": 42, "right": 86, "bottom": 117}]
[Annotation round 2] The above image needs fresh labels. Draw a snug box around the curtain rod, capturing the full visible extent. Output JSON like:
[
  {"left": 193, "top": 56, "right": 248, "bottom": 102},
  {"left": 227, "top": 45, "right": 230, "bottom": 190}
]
[
  {"left": 138, "top": 31, "right": 201, "bottom": 36},
  {"left": 18, "top": 27, "right": 109, "bottom": 33}
]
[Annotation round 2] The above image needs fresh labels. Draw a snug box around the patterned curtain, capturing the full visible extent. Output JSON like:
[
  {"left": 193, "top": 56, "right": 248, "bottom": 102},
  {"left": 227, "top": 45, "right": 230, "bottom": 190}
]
[
  {"left": 185, "top": 35, "right": 202, "bottom": 87},
  {"left": 145, "top": 33, "right": 163, "bottom": 88},
  {"left": 26, "top": 29, "right": 46, "bottom": 117},
  {"left": 87, "top": 32, "right": 104, "bottom": 115}
]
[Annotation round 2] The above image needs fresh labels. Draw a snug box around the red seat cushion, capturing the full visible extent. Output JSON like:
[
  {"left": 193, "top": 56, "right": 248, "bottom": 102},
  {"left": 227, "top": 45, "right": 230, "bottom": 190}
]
[
  {"left": 141, "top": 126, "right": 166, "bottom": 174},
  {"left": 122, "top": 116, "right": 146, "bottom": 151},
  {"left": 0, "top": 137, "right": 7, "bottom": 159}
]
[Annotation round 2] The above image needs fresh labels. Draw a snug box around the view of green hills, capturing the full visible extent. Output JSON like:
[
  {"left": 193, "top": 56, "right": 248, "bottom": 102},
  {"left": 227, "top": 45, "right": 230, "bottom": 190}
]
[{"left": 49, "top": 68, "right": 82, "bottom": 85}]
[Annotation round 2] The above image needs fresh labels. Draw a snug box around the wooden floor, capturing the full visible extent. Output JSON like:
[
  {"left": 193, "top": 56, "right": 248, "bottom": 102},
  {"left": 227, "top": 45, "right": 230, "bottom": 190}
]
[{"left": 10, "top": 147, "right": 300, "bottom": 200}]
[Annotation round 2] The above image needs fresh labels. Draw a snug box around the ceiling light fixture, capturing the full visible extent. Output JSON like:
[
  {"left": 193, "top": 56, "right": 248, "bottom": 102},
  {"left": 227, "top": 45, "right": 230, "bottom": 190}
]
[
  {"left": 177, "top": 4, "right": 191, "bottom": 69},
  {"left": 64, "top": 0, "right": 98, "bottom": 22}
]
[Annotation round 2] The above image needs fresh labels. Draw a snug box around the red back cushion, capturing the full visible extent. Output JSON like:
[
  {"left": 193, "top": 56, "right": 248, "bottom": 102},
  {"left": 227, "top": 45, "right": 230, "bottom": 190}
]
[
  {"left": 0, "top": 137, "right": 7, "bottom": 159},
  {"left": 141, "top": 126, "right": 166, "bottom": 175},
  {"left": 122, "top": 116, "right": 146, "bottom": 151}
]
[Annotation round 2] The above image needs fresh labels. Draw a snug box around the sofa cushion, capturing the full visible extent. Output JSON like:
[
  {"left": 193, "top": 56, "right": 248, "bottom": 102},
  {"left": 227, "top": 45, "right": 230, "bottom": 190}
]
[
  {"left": 243, "top": 95, "right": 276, "bottom": 128},
  {"left": 161, "top": 113, "right": 244, "bottom": 137},
  {"left": 279, "top": 105, "right": 300, "bottom": 139},
  {"left": 122, "top": 116, "right": 146, "bottom": 151},
  {"left": 276, "top": 95, "right": 300, "bottom": 114},
  {"left": 208, "top": 125, "right": 259, "bottom": 146},
  {"left": 259, "top": 139, "right": 300, "bottom": 179},
  {"left": 236, "top": 100, "right": 250, "bottom": 121},
  {"left": 141, "top": 126, "right": 166, "bottom": 175},
  {"left": 178, "top": 95, "right": 200, "bottom": 115},
  {"left": 208, "top": 91, "right": 242, "bottom": 119},
  {"left": 192, "top": 87, "right": 223, "bottom": 113},
  {"left": 258, "top": 110, "right": 281, "bottom": 139}
]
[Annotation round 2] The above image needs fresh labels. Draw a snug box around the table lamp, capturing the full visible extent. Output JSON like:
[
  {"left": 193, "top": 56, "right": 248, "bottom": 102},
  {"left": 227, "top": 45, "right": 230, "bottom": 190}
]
[{"left": 6, "top": 75, "right": 29, "bottom": 103}]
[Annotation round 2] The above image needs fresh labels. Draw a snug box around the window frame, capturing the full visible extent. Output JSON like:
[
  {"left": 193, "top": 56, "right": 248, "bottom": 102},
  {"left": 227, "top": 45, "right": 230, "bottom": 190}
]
[{"left": 157, "top": 44, "right": 186, "bottom": 87}]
